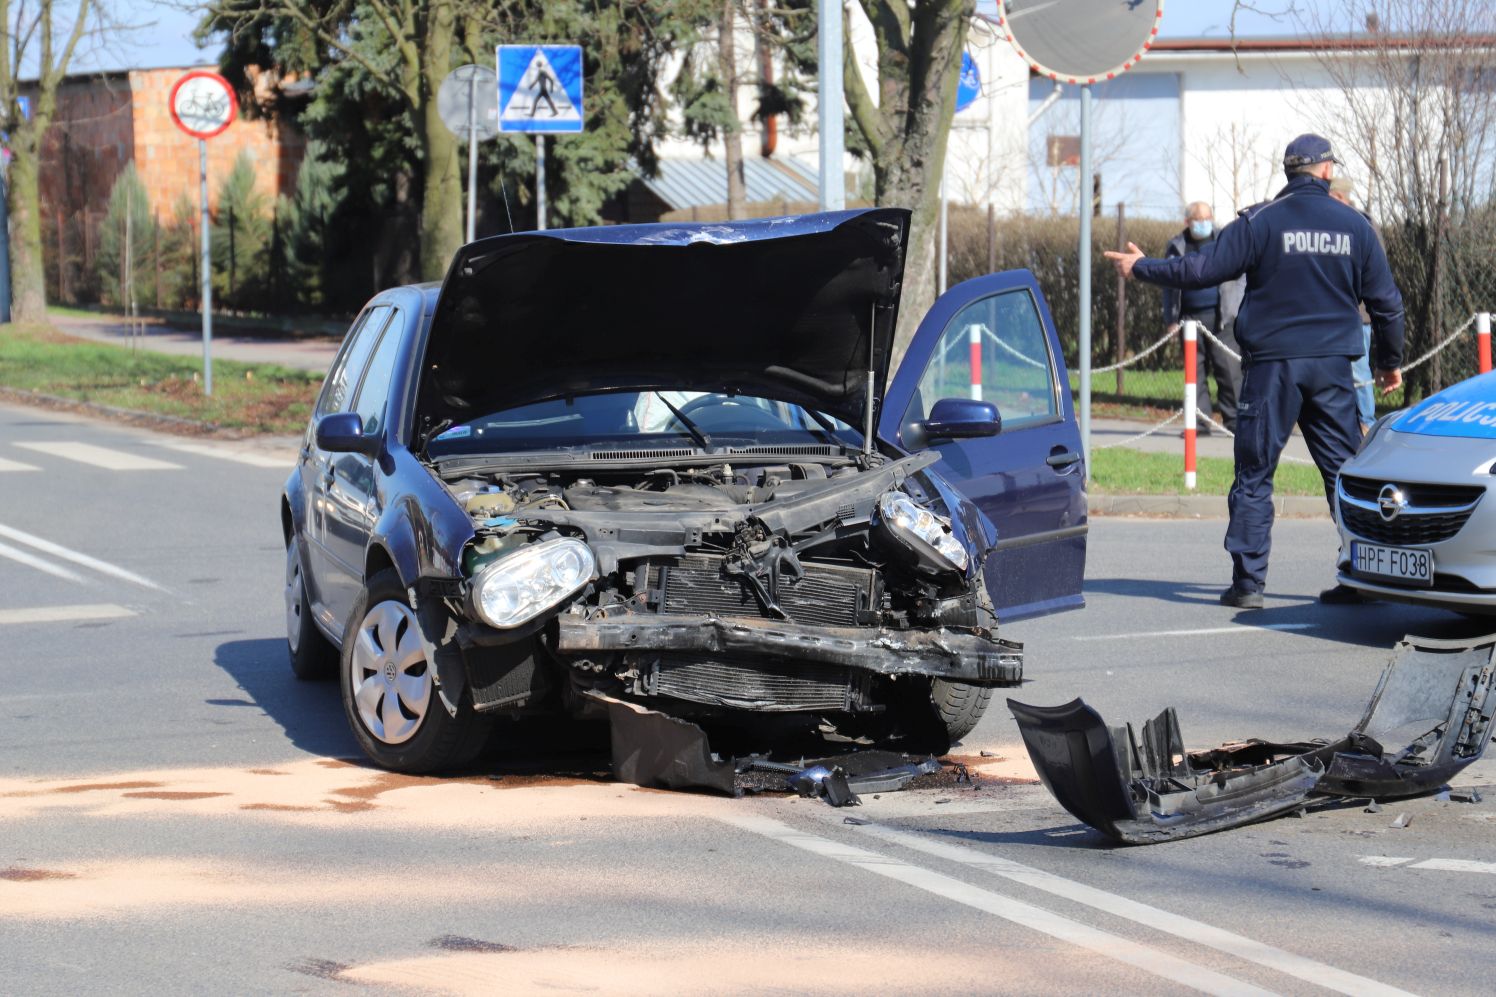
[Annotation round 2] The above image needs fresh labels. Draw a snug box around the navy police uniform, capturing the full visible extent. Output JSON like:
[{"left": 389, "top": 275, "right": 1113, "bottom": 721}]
[{"left": 1131, "top": 137, "right": 1405, "bottom": 597}]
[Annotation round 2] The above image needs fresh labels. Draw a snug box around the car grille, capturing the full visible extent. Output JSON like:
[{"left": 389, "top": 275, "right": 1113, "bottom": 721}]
[
  {"left": 642, "top": 654, "right": 861, "bottom": 712},
  {"left": 1338, "top": 475, "right": 1484, "bottom": 546},
  {"left": 645, "top": 554, "right": 876, "bottom": 627},
  {"left": 1339, "top": 475, "right": 1484, "bottom": 506}
]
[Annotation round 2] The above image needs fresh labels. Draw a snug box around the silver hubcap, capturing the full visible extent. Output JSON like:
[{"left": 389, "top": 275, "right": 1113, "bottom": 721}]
[
  {"left": 349, "top": 600, "right": 431, "bottom": 745},
  {"left": 284, "top": 542, "right": 304, "bottom": 653}
]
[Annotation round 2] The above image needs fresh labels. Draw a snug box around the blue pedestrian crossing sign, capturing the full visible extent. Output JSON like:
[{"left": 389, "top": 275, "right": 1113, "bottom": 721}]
[{"left": 497, "top": 45, "right": 584, "bottom": 134}]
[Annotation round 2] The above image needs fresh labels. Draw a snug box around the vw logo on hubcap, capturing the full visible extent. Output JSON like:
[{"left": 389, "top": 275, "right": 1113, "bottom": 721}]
[
  {"left": 1377, "top": 483, "right": 1407, "bottom": 522},
  {"left": 384, "top": 661, "right": 396, "bottom": 684}
]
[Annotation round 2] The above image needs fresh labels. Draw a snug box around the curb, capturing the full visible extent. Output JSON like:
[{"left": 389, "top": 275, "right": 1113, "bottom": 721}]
[{"left": 1090, "top": 493, "right": 1330, "bottom": 519}]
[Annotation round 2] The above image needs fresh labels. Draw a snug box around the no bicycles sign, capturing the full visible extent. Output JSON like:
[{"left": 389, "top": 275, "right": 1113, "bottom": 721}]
[{"left": 169, "top": 71, "right": 238, "bottom": 140}]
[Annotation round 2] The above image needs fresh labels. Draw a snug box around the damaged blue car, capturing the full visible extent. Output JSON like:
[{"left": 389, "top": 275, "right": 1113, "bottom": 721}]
[{"left": 281, "top": 209, "right": 1087, "bottom": 772}]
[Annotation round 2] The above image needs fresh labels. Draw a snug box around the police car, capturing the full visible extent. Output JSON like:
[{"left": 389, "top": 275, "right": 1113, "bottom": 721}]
[{"left": 1334, "top": 370, "right": 1496, "bottom": 615}]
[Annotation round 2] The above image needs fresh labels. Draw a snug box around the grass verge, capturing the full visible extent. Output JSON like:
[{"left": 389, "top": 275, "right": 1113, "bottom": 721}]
[
  {"left": 1090, "top": 445, "right": 1327, "bottom": 496},
  {"left": 0, "top": 322, "right": 322, "bottom": 435}
]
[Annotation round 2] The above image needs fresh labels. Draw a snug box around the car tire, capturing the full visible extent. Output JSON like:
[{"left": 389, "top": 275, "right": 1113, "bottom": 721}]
[
  {"left": 930, "top": 579, "right": 997, "bottom": 743},
  {"left": 286, "top": 537, "right": 337, "bottom": 681},
  {"left": 930, "top": 680, "right": 993, "bottom": 743},
  {"left": 340, "top": 568, "right": 492, "bottom": 773}
]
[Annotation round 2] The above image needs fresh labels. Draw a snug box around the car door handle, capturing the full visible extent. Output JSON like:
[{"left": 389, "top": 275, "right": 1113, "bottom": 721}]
[{"left": 1046, "top": 451, "right": 1082, "bottom": 468}]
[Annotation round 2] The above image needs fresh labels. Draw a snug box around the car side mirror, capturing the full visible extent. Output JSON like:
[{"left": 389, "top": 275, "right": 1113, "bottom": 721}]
[
  {"left": 922, "top": 398, "right": 1002, "bottom": 440},
  {"left": 315, "top": 412, "right": 379, "bottom": 456}
]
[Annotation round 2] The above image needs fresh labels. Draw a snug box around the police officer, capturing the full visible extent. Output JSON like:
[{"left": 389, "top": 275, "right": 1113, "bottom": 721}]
[{"left": 1105, "top": 134, "right": 1405, "bottom": 609}]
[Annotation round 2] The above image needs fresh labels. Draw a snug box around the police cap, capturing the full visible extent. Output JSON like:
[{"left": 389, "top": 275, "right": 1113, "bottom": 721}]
[{"left": 1283, "top": 133, "right": 1343, "bottom": 171}]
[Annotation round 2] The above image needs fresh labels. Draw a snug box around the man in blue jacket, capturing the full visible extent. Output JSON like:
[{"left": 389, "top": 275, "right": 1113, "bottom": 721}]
[{"left": 1106, "top": 134, "right": 1405, "bottom": 609}]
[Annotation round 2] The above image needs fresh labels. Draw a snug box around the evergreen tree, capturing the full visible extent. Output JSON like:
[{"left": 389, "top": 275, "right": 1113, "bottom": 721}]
[
  {"left": 95, "top": 164, "right": 155, "bottom": 310},
  {"left": 211, "top": 152, "right": 274, "bottom": 312}
]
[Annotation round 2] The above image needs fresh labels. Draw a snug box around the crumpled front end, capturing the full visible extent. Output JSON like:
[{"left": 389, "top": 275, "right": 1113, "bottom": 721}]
[
  {"left": 430, "top": 450, "right": 1015, "bottom": 748},
  {"left": 1011, "top": 634, "right": 1496, "bottom": 844}
]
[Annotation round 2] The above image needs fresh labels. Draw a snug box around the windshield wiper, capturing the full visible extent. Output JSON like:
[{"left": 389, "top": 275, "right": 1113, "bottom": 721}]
[
  {"left": 802, "top": 407, "right": 850, "bottom": 448},
  {"left": 654, "top": 393, "right": 712, "bottom": 449}
]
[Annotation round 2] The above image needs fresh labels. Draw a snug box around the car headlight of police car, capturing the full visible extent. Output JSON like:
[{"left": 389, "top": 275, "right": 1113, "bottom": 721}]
[{"left": 1334, "top": 370, "right": 1496, "bottom": 616}]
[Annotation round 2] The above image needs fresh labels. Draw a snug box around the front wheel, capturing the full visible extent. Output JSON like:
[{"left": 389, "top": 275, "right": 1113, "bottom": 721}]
[
  {"left": 340, "top": 569, "right": 491, "bottom": 773},
  {"left": 931, "top": 576, "right": 998, "bottom": 742},
  {"left": 930, "top": 680, "right": 994, "bottom": 743}
]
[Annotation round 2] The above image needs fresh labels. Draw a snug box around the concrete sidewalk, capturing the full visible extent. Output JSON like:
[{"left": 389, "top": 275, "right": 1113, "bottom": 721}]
[
  {"left": 53, "top": 314, "right": 340, "bottom": 372},
  {"left": 1093, "top": 415, "right": 1317, "bottom": 463}
]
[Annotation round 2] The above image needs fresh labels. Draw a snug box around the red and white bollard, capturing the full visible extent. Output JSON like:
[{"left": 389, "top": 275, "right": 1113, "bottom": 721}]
[
  {"left": 1478, "top": 312, "right": 1492, "bottom": 375},
  {"left": 969, "top": 324, "right": 983, "bottom": 400},
  {"left": 1183, "top": 319, "right": 1198, "bottom": 490}
]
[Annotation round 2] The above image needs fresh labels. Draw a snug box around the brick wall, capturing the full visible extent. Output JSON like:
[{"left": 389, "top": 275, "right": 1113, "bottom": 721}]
[{"left": 31, "top": 65, "right": 304, "bottom": 303}]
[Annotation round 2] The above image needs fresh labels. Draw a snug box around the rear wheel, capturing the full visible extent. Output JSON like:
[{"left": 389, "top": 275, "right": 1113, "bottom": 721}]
[
  {"left": 285, "top": 537, "right": 337, "bottom": 681},
  {"left": 340, "top": 569, "right": 492, "bottom": 773}
]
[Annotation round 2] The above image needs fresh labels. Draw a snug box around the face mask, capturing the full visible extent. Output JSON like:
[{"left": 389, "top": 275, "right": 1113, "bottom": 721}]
[{"left": 1190, "top": 219, "right": 1214, "bottom": 240}]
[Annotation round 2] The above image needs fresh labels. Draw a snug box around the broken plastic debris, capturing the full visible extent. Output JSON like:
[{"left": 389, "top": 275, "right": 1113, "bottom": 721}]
[
  {"left": 1448, "top": 788, "right": 1483, "bottom": 804},
  {"left": 1008, "top": 633, "right": 1496, "bottom": 845},
  {"left": 1364, "top": 800, "right": 1382, "bottom": 813},
  {"left": 1390, "top": 812, "right": 1412, "bottom": 829}
]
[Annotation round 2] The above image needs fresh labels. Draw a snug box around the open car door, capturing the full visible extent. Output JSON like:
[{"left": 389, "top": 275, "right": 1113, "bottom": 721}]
[{"left": 880, "top": 270, "right": 1087, "bottom": 621}]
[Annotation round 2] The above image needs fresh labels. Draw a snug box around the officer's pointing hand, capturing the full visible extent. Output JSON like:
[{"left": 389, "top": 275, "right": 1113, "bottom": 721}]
[
  {"left": 1375, "top": 368, "right": 1403, "bottom": 396},
  {"left": 1104, "top": 242, "right": 1145, "bottom": 280}
]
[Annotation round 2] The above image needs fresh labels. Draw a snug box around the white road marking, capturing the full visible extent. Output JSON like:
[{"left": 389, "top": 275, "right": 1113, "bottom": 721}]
[
  {"left": 0, "top": 541, "right": 86, "bottom": 582},
  {"left": 14, "top": 441, "right": 182, "bottom": 471},
  {"left": 153, "top": 440, "right": 291, "bottom": 469},
  {"left": 720, "top": 814, "right": 1277, "bottom": 997},
  {"left": 1361, "top": 856, "right": 1496, "bottom": 875},
  {"left": 859, "top": 824, "right": 1413, "bottom": 997},
  {"left": 0, "top": 604, "right": 134, "bottom": 625},
  {"left": 0, "top": 456, "right": 40, "bottom": 472},
  {"left": 1073, "top": 623, "right": 1314, "bottom": 641},
  {"left": 0, "top": 522, "right": 165, "bottom": 591}
]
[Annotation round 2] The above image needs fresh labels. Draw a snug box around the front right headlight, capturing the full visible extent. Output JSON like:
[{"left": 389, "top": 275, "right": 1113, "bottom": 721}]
[
  {"left": 468, "top": 537, "right": 595, "bottom": 629},
  {"left": 875, "top": 491, "right": 970, "bottom": 574}
]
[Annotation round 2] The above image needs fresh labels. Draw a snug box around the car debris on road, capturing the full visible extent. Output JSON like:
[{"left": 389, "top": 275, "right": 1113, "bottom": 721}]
[{"left": 1009, "top": 633, "right": 1496, "bottom": 844}]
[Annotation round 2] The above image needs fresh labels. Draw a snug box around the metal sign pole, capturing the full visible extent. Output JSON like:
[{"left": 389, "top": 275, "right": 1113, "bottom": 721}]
[
  {"left": 817, "top": 0, "right": 845, "bottom": 210},
  {"left": 536, "top": 135, "right": 547, "bottom": 231},
  {"left": 1077, "top": 85, "right": 1092, "bottom": 478},
  {"left": 199, "top": 139, "right": 213, "bottom": 397},
  {"left": 466, "top": 71, "right": 478, "bottom": 243}
]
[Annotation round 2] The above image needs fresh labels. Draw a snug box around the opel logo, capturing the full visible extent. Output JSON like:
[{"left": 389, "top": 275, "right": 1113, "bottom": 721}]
[{"left": 1377, "top": 484, "right": 1407, "bottom": 522}]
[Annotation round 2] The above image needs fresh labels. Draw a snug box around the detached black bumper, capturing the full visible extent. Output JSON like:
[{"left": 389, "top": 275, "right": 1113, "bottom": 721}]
[{"left": 556, "top": 613, "right": 1023, "bottom": 685}]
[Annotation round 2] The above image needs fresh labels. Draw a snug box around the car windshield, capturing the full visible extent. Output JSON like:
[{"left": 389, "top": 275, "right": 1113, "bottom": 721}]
[{"left": 426, "top": 390, "right": 860, "bottom": 457}]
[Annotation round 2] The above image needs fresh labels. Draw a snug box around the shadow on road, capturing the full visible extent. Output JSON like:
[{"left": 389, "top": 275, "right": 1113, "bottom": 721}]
[
  {"left": 1085, "top": 576, "right": 1487, "bottom": 649},
  {"left": 213, "top": 638, "right": 358, "bottom": 759}
]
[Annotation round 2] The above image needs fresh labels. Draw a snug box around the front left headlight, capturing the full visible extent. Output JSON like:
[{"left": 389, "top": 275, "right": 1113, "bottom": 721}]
[
  {"left": 876, "top": 491, "right": 969, "bottom": 574},
  {"left": 469, "top": 536, "right": 595, "bottom": 629}
]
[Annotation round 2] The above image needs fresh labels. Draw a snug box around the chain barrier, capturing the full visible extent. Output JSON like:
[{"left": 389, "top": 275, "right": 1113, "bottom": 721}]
[
  {"left": 1091, "top": 326, "right": 1177, "bottom": 374},
  {"left": 1093, "top": 408, "right": 1183, "bottom": 450},
  {"left": 1194, "top": 314, "right": 1479, "bottom": 390}
]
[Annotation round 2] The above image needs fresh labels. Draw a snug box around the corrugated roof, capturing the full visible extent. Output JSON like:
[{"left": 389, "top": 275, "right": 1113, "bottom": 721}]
[{"left": 638, "top": 155, "right": 819, "bottom": 210}]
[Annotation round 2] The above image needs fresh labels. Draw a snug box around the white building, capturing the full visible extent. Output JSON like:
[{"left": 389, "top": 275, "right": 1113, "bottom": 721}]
[{"left": 641, "top": 20, "right": 1478, "bottom": 226}]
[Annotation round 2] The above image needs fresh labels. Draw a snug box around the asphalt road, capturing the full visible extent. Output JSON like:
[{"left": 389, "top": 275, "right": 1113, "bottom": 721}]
[{"left": 2, "top": 399, "right": 1493, "bottom": 996}]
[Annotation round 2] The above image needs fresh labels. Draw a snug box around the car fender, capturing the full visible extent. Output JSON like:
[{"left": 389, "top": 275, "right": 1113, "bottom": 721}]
[{"left": 367, "top": 446, "right": 478, "bottom": 717}]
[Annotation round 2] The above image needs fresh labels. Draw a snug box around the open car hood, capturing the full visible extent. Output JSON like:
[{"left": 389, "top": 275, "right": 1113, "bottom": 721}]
[{"left": 416, "top": 209, "right": 911, "bottom": 432}]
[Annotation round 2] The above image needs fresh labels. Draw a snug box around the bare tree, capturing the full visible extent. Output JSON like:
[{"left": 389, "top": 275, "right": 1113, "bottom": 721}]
[
  {"left": 1298, "top": 0, "right": 1496, "bottom": 392},
  {"left": 0, "top": 0, "right": 94, "bottom": 321}
]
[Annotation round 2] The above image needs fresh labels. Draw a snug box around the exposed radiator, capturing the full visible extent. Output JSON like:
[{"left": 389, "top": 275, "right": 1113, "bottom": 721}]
[
  {"left": 645, "top": 553, "right": 875, "bottom": 627},
  {"left": 641, "top": 654, "right": 861, "bottom": 712}
]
